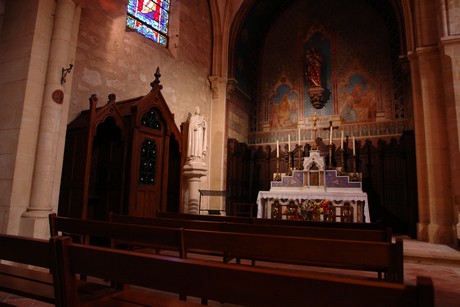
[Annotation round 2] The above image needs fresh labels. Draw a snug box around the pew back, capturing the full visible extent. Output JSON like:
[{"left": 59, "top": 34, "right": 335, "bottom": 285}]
[
  {"left": 223, "top": 222, "right": 391, "bottom": 242},
  {"left": 54, "top": 214, "right": 400, "bottom": 281},
  {"left": 182, "top": 229, "right": 404, "bottom": 282},
  {"left": 0, "top": 234, "right": 54, "bottom": 303},
  {"left": 113, "top": 212, "right": 391, "bottom": 243},
  {"left": 157, "top": 211, "right": 384, "bottom": 229},
  {"left": 110, "top": 213, "right": 224, "bottom": 231},
  {"left": 52, "top": 236, "right": 433, "bottom": 307},
  {"left": 49, "top": 213, "right": 185, "bottom": 256}
]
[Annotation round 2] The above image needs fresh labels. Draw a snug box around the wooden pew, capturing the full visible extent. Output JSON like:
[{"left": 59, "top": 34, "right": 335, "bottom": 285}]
[
  {"left": 49, "top": 213, "right": 185, "bottom": 256},
  {"left": 111, "top": 213, "right": 224, "bottom": 231},
  {"left": 182, "top": 229, "right": 404, "bottom": 283},
  {"left": 158, "top": 210, "right": 253, "bottom": 223},
  {"left": 223, "top": 222, "right": 392, "bottom": 243},
  {"left": 0, "top": 234, "right": 55, "bottom": 303},
  {"left": 52, "top": 235, "right": 434, "bottom": 307},
  {"left": 0, "top": 234, "right": 117, "bottom": 305},
  {"left": 157, "top": 211, "right": 384, "bottom": 229},
  {"left": 112, "top": 212, "right": 392, "bottom": 243},
  {"left": 53, "top": 214, "right": 401, "bottom": 282}
]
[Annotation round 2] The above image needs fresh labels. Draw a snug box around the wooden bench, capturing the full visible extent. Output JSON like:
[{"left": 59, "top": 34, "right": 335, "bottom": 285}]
[
  {"left": 49, "top": 213, "right": 185, "bottom": 256},
  {"left": 112, "top": 212, "right": 392, "bottom": 243},
  {"left": 182, "top": 229, "right": 404, "bottom": 283},
  {"left": 53, "top": 214, "right": 401, "bottom": 282},
  {"left": 52, "top": 235, "right": 434, "bottom": 307},
  {"left": 0, "top": 234, "right": 55, "bottom": 304},
  {"left": 0, "top": 234, "right": 117, "bottom": 305},
  {"left": 157, "top": 211, "right": 384, "bottom": 229},
  {"left": 223, "top": 221, "right": 392, "bottom": 242},
  {"left": 157, "top": 210, "right": 255, "bottom": 223}
]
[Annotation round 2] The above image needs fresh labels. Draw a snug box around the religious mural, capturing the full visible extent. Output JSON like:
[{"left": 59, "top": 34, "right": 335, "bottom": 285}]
[
  {"left": 251, "top": 0, "right": 405, "bottom": 145},
  {"left": 339, "top": 71, "right": 377, "bottom": 123},
  {"left": 269, "top": 83, "right": 299, "bottom": 130}
]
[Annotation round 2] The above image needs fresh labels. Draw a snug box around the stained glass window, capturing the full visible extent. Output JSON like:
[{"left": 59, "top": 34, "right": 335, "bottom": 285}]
[{"left": 126, "top": 0, "right": 170, "bottom": 47}]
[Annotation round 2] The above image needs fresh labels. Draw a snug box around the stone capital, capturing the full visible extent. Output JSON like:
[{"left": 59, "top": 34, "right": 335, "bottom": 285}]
[{"left": 183, "top": 161, "right": 208, "bottom": 179}]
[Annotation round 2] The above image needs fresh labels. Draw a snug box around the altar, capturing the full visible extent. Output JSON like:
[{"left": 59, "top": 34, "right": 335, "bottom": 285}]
[
  {"left": 257, "top": 149, "right": 370, "bottom": 223},
  {"left": 257, "top": 190, "right": 369, "bottom": 223}
]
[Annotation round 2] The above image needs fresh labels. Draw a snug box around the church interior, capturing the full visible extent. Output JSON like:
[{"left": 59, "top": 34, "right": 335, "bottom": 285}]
[{"left": 1, "top": 0, "right": 460, "bottom": 306}]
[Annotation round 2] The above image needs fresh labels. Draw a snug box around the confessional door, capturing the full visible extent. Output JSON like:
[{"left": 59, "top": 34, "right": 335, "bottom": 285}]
[{"left": 129, "top": 127, "right": 166, "bottom": 217}]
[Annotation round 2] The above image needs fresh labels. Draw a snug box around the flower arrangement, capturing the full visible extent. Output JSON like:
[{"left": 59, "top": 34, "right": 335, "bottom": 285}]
[
  {"left": 300, "top": 199, "right": 332, "bottom": 221},
  {"left": 272, "top": 199, "right": 333, "bottom": 221},
  {"left": 282, "top": 200, "right": 300, "bottom": 220}
]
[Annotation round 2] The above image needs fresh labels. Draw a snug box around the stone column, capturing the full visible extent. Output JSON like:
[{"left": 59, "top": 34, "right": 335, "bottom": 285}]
[
  {"left": 409, "top": 46, "right": 457, "bottom": 244},
  {"left": 207, "top": 76, "right": 227, "bottom": 211},
  {"left": 440, "top": 36, "right": 460, "bottom": 244},
  {"left": 20, "top": 0, "right": 80, "bottom": 238}
]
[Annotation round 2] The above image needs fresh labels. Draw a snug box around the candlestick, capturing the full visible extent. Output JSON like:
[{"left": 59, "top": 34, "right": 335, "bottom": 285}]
[
  {"left": 276, "top": 140, "right": 279, "bottom": 158},
  {"left": 329, "top": 126, "right": 333, "bottom": 145},
  {"left": 298, "top": 128, "right": 301, "bottom": 144},
  {"left": 288, "top": 134, "right": 291, "bottom": 152},
  {"left": 352, "top": 136, "right": 356, "bottom": 155},
  {"left": 341, "top": 130, "right": 344, "bottom": 149}
]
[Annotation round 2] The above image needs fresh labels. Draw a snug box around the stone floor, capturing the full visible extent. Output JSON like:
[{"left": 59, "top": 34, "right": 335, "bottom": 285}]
[
  {"left": 402, "top": 239, "right": 460, "bottom": 307},
  {"left": 1, "top": 238, "right": 459, "bottom": 306}
]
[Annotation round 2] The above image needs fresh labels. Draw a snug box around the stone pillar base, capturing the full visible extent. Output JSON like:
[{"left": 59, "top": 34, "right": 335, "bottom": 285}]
[
  {"left": 183, "top": 161, "right": 207, "bottom": 214},
  {"left": 417, "top": 222, "right": 429, "bottom": 242},
  {"left": 18, "top": 214, "right": 51, "bottom": 239},
  {"left": 418, "top": 221, "right": 457, "bottom": 245}
]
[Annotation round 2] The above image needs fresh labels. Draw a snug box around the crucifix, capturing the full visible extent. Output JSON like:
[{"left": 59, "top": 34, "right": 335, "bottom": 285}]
[
  {"left": 322, "top": 120, "right": 339, "bottom": 169},
  {"left": 309, "top": 112, "right": 320, "bottom": 150},
  {"left": 322, "top": 120, "right": 339, "bottom": 145}
]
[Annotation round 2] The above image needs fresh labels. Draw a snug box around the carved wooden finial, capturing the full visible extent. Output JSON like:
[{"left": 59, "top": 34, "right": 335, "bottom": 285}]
[
  {"left": 108, "top": 93, "right": 116, "bottom": 104},
  {"left": 150, "top": 67, "right": 162, "bottom": 89},
  {"left": 89, "top": 94, "right": 98, "bottom": 108}
]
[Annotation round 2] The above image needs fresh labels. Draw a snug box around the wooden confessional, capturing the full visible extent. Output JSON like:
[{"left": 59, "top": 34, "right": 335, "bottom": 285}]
[{"left": 59, "top": 70, "right": 184, "bottom": 220}]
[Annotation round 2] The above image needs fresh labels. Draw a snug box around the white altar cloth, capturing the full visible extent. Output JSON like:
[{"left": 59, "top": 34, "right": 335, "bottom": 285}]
[{"left": 256, "top": 190, "right": 370, "bottom": 223}]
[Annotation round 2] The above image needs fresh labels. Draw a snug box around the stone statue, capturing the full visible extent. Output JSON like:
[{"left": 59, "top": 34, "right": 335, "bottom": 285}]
[{"left": 187, "top": 107, "right": 207, "bottom": 161}]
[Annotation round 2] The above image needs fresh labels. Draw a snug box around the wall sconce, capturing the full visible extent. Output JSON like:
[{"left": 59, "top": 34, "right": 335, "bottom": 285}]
[{"left": 61, "top": 64, "right": 74, "bottom": 85}]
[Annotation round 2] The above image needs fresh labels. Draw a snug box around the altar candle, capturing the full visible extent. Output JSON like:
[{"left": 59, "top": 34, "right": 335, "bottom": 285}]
[
  {"left": 288, "top": 134, "right": 291, "bottom": 152},
  {"left": 276, "top": 140, "right": 279, "bottom": 157},
  {"left": 341, "top": 130, "right": 344, "bottom": 149},
  {"left": 298, "top": 128, "right": 301, "bottom": 144},
  {"left": 329, "top": 126, "right": 333, "bottom": 145},
  {"left": 352, "top": 136, "right": 356, "bottom": 155}
]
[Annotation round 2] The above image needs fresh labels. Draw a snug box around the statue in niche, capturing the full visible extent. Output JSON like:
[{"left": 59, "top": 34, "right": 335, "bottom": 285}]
[
  {"left": 187, "top": 107, "right": 207, "bottom": 162},
  {"left": 305, "top": 48, "right": 326, "bottom": 109},
  {"left": 306, "top": 48, "right": 323, "bottom": 87}
]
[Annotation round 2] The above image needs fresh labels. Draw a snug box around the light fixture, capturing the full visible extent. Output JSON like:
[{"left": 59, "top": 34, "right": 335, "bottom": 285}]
[{"left": 61, "top": 64, "right": 74, "bottom": 85}]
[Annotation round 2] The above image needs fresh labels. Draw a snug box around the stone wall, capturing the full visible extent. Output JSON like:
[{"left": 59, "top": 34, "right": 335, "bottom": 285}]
[{"left": 71, "top": 0, "right": 213, "bottom": 130}]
